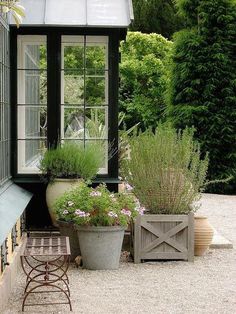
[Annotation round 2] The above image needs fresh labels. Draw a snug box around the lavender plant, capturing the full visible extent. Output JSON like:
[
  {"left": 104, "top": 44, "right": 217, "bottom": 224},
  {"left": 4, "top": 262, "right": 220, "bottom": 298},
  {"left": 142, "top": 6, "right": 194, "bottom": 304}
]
[{"left": 121, "top": 124, "right": 209, "bottom": 214}]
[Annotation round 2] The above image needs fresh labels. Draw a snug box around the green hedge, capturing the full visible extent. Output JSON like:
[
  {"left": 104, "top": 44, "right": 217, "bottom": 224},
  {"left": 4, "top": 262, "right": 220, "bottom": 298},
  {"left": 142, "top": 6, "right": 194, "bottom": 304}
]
[{"left": 168, "top": 0, "right": 236, "bottom": 194}]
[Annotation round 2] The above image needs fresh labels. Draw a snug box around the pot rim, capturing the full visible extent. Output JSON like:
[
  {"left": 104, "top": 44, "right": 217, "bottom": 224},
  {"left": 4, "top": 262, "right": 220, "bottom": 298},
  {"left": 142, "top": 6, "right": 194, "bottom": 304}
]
[
  {"left": 75, "top": 225, "right": 126, "bottom": 232},
  {"left": 52, "top": 178, "right": 82, "bottom": 183},
  {"left": 194, "top": 215, "right": 208, "bottom": 219}
]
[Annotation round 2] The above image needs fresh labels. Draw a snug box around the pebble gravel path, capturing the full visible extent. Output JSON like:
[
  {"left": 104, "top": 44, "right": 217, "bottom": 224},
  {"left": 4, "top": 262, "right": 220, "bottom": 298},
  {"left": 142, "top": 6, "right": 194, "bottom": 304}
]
[{"left": 3, "top": 193, "right": 236, "bottom": 314}]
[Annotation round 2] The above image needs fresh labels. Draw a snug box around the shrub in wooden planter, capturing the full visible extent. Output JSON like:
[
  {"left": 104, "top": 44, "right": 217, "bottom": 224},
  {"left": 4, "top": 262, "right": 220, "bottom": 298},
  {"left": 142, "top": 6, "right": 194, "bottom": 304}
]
[{"left": 121, "top": 124, "right": 209, "bottom": 263}]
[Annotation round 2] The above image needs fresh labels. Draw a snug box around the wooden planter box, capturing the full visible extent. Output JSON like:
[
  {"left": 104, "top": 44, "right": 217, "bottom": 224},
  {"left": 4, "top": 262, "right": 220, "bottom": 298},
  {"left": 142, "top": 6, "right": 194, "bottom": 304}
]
[{"left": 134, "top": 213, "right": 194, "bottom": 263}]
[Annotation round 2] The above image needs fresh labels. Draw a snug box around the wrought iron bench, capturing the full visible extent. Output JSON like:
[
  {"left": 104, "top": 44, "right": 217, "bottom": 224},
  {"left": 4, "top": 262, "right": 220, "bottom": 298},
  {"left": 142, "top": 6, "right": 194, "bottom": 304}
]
[{"left": 20, "top": 236, "right": 72, "bottom": 311}]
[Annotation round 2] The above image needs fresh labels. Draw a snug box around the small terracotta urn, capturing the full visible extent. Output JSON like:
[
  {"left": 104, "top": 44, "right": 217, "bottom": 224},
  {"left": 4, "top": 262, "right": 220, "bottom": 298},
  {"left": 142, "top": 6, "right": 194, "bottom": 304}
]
[{"left": 194, "top": 216, "right": 214, "bottom": 256}]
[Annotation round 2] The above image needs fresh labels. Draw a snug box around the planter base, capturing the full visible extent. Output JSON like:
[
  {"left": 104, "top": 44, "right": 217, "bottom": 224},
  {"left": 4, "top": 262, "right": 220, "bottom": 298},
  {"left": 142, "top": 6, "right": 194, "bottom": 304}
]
[
  {"left": 134, "top": 213, "right": 194, "bottom": 263},
  {"left": 76, "top": 226, "right": 125, "bottom": 270}
]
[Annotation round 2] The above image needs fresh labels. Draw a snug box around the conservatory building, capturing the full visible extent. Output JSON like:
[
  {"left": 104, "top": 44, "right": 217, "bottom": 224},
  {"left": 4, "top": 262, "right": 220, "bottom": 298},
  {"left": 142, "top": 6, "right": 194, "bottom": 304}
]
[{"left": 0, "top": 0, "right": 133, "bottom": 309}]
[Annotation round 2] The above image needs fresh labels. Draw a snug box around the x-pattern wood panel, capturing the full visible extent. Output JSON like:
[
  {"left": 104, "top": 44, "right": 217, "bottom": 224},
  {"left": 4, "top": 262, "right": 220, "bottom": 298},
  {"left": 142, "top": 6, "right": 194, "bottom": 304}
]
[
  {"left": 134, "top": 213, "right": 194, "bottom": 263},
  {"left": 141, "top": 221, "right": 188, "bottom": 253}
]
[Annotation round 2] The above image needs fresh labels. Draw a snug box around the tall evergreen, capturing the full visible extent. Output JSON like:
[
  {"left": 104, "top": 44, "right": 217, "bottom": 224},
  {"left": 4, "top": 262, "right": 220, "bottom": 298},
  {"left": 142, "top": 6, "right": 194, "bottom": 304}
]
[
  {"left": 168, "top": 0, "right": 236, "bottom": 193},
  {"left": 131, "top": 0, "right": 183, "bottom": 39}
]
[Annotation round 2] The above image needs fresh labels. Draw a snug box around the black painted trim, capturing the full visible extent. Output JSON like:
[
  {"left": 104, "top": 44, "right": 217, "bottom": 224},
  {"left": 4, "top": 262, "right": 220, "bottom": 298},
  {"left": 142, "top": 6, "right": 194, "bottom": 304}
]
[{"left": 10, "top": 26, "right": 125, "bottom": 182}]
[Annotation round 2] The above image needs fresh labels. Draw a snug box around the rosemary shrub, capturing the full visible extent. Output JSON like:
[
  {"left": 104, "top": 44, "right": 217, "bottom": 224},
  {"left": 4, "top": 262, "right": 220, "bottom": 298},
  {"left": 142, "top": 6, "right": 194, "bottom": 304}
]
[
  {"left": 39, "top": 142, "right": 103, "bottom": 182},
  {"left": 121, "top": 124, "right": 209, "bottom": 214}
]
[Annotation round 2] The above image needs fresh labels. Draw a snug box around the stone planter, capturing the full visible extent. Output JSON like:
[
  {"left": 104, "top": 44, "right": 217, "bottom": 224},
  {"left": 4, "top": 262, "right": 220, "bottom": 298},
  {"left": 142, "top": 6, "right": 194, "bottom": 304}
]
[
  {"left": 46, "top": 178, "right": 81, "bottom": 227},
  {"left": 134, "top": 213, "right": 194, "bottom": 263},
  {"left": 57, "top": 220, "right": 80, "bottom": 261},
  {"left": 76, "top": 226, "right": 125, "bottom": 270},
  {"left": 194, "top": 216, "right": 214, "bottom": 256}
]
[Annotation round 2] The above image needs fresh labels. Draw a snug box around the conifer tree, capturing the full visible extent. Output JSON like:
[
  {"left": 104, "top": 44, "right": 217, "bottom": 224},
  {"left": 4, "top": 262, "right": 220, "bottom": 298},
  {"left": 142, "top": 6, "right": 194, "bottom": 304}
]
[{"left": 168, "top": 0, "right": 236, "bottom": 193}]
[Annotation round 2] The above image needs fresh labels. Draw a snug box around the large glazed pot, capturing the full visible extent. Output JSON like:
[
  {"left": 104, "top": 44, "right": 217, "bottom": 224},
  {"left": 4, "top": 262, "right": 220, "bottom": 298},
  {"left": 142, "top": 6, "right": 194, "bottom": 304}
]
[
  {"left": 194, "top": 216, "right": 214, "bottom": 256},
  {"left": 57, "top": 220, "right": 80, "bottom": 261},
  {"left": 76, "top": 226, "right": 125, "bottom": 270},
  {"left": 46, "top": 178, "right": 81, "bottom": 227}
]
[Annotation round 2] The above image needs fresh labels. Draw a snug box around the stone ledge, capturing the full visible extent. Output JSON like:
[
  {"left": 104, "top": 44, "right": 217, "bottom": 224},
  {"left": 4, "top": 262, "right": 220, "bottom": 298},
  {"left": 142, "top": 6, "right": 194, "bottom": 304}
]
[
  {"left": 210, "top": 229, "right": 233, "bottom": 249},
  {"left": 0, "top": 233, "right": 26, "bottom": 312}
]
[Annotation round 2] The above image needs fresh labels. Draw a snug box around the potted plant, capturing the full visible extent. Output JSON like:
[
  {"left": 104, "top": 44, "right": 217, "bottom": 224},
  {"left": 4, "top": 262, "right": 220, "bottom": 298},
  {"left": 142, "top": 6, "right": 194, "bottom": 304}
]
[
  {"left": 55, "top": 183, "right": 140, "bottom": 270},
  {"left": 121, "top": 124, "right": 210, "bottom": 262},
  {"left": 39, "top": 142, "right": 103, "bottom": 227}
]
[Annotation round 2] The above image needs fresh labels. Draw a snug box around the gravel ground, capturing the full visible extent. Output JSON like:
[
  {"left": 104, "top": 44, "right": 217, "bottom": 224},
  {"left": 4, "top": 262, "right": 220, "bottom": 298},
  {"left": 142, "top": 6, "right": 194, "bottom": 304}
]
[{"left": 3, "top": 193, "right": 236, "bottom": 314}]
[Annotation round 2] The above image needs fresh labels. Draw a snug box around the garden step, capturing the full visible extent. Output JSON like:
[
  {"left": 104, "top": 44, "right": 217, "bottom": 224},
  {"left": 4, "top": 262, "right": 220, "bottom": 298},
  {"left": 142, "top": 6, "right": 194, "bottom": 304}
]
[{"left": 210, "top": 229, "right": 233, "bottom": 249}]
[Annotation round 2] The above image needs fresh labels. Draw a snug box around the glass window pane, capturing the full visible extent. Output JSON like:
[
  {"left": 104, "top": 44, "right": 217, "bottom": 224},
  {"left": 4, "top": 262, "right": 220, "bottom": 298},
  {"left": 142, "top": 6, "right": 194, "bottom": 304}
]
[
  {"left": 85, "top": 108, "right": 107, "bottom": 139},
  {"left": 63, "top": 69, "right": 84, "bottom": 105},
  {"left": 17, "top": 139, "right": 47, "bottom": 174},
  {"left": 63, "top": 46, "right": 84, "bottom": 69},
  {"left": 18, "top": 106, "right": 47, "bottom": 139},
  {"left": 63, "top": 107, "right": 84, "bottom": 139},
  {"left": 86, "top": 45, "right": 106, "bottom": 71},
  {"left": 18, "top": 70, "right": 47, "bottom": 104},
  {"left": 85, "top": 76, "right": 106, "bottom": 105},
  {"left": 85, "top": 140, "right": 108, "bottom": 174},
  {"left": 24, "top": 44, "right": 47, "bottom": 70}
]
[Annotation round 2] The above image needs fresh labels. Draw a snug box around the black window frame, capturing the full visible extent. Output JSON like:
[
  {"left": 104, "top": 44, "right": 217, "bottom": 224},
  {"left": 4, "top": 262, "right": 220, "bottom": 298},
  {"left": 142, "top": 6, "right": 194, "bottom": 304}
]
[
  {"left": 0, "top": 14, "right": 11, "bottom": 187},
  {"left": 10, "top": 26, "right": 125, "bottom": 184}
]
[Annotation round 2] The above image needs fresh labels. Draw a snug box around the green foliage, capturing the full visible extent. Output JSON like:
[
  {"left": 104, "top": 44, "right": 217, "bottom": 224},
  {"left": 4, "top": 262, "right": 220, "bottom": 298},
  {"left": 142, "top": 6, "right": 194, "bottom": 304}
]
[
  {"left": 54, "top": 183, "right": 138, "bottom": 227},
  {"left": 39, "top": 142, "right": 103, "bottom": 182},
  {"left": 121, "top": 124, "right": 209, "bottom": 214},
  {"left": 168, "top": 0, "right": 236, "bottom": 193},
  {"left": 120, "top": 32, "right": 172, "bottom": 130},
  {"left": 131, "top": 0, "right": 184, "bottom": 38},
  {"left": 0, "top": 0, "right": 25, "bottom": 27}
]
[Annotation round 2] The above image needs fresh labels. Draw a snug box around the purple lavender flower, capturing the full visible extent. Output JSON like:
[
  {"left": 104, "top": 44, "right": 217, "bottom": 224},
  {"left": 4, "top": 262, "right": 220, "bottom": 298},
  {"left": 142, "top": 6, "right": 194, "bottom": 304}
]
[
  {"left": 108, "top": 211, "right": 118, "bottom": 218},
  {"left": 75, "top": 209, "right": 90, "bottom": 218},
  {"left": 121, "top": 208, "right": 132, "bottom": 217}
]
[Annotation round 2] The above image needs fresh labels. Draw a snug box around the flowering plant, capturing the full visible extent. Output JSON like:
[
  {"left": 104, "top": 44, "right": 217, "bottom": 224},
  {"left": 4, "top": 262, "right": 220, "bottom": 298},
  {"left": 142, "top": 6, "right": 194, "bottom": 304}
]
[{"left": 54, "top": 183, "right": 144, "bottom": 227}]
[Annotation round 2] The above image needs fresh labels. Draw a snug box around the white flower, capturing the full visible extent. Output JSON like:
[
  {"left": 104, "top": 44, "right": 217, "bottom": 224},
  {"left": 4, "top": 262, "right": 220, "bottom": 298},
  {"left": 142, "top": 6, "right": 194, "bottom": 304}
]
[
  {"left": 67, "top": 201, "right": 74, "bottom": 207},
  {"left": 63, "top": 210, "right": 69, "bottom": 215},
  {"left": 108, "top": 211, "right": 118, "bottom": 218},
  {"left": 125, "top": 183, "right": 133, "bottom": 191},
  {"left": 90, "top": 191, "right": 102, "bottom": 197}
]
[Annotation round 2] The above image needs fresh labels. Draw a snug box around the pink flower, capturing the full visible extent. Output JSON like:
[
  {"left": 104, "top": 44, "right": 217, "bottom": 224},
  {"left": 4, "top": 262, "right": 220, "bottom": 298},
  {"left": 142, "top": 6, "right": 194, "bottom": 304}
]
[
  {"left": 121, "top": 209, "right": 131, "bottom": 217},
  {"left": 108, "top": 211, "right": 118, "bottom": 218},
  {"left": 63, "top": 210, "right": 69, "bottom": 215},
  {"left": 135, "top": 206, "right": 146, "bottom": 215},
  {"left": 67, "top": 201, "right": 74, "bottom": 207},
  {"left": 75, "top": 209, "right": 90, "bottom": 217}
]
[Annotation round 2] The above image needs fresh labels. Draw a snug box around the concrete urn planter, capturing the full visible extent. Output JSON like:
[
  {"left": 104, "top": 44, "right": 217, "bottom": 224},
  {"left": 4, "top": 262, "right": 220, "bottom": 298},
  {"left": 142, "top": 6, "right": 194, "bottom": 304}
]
[
  {"left": 76, "top": 226, "right": 125, "bottom": 270},
  {"left": 46, "top": 178, "right": 81, "bottom": 227},
  {"left": 57, "top": 220, "right": 80, "bottom": 261},
  {"left": 194, "top": 216, "right": 214, "bottom": 256}
]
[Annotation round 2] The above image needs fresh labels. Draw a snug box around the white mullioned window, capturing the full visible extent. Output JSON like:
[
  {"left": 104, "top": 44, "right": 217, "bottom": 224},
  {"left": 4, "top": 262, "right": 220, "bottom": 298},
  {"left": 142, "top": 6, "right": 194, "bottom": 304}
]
[
  {"left": 61, "top": 35, "right": 109, "bottom": 174},
  {"left": 17, "top": 35, "right": 47, "bottom": 174}
]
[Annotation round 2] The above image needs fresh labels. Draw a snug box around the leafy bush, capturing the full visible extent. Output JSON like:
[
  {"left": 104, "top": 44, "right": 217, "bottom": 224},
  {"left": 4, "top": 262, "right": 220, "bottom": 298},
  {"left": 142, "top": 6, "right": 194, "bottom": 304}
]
[
  {"left": 168, "top": 0, "right": 236, "bottom": 193},
  {"left": 121, "top": 124, "right": 209, "bottom": 214},
  {"left": 130, "top": 0, "right": 183, "bottom": 39},
  {"left": 119, "top": 32, "right": 172, "bottom": 130},
  {"left": 39, "top": 142, "right": 103, "bottom": 182},
  {"left": 54, "top": 183, "right": 140, "bottom": 227}
]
